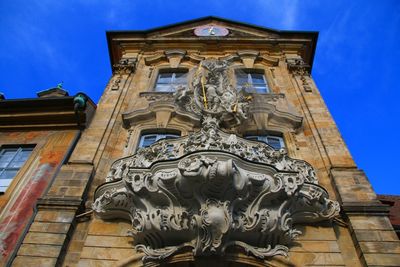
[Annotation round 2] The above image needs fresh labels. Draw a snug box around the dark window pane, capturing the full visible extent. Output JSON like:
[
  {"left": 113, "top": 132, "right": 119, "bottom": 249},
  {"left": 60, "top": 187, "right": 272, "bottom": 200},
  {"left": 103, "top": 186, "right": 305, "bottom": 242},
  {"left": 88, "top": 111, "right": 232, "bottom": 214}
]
[
  {"left": 0, "top": 170, "right": 18, "bottom": 180},
  {"left": 19, "top": 149, "right": 33, "bottom": 160},
  {"left": 9, "top": 161, "right": 25, "bottom": 168},
  {"left": 250, "top": 73, "right": 265, "bottom": 84},
  {"left": 157, "top": 73, "right": 173, "bottom": 84},
  {"left": 0, "top": 178, "right": 13, "bottom": 187},
  {"left": 8, "top": 149, "right": 33, "bottom": 168},
  {"left": 254, "top": 86, "right": 268, "bottom": 93},
  {"left": 0, "top": 150, "right": 17, "bottom": 163},
  {"left": 236, "top": 73, "right": 248, "bottom": 85},
  {"left": 245, "top": 135, "right": 283, "bottom": 150},
  {"left": 139, "top": 133, "right": 180, "bottom": 148},
  {"left": 155, "top": 84, "right": 174, "bottom": 92},
  {"left": 267, "top": 137, "right": 282, "bottom": 150},
  {"left": 0, "top": 162, "right": 9, "bottom": 168},
  {"left": 164, "top": 134, "right": 179, "bottom": 140},
  {"left": 245, "top": 136, "right": 260, "bottom": 141},
  {"left": 0, "top": 147, "right": 33, "bottom": 192},
  {"left": 155, "top": 71, "right": 187, "bottom": 92},
  {"left": 173, "top": 72, "right": 187, "bottom": 84},
  {"left": 142, "top": 135, "right": 158, "bottom": 147},
  {"left": 236, "top": 70, "right": 269, "bottom": 93}
]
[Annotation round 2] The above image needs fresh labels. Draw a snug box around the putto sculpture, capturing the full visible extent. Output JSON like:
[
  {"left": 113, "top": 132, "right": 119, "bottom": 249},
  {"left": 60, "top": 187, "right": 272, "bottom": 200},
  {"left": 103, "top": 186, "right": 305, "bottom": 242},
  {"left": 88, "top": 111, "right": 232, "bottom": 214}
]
[
  {"left": 174, "top": 59, "right": 251, "bottom": 126},
  {"left": 93, "top": 59, "right": 340, "bottom": 262}
]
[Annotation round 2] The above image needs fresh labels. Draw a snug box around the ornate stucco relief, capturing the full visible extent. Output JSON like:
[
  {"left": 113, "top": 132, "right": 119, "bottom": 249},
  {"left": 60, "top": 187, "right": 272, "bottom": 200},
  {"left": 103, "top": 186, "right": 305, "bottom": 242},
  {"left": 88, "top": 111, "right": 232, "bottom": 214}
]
[
  {"left": 94, "top": 136, "right": 339, "bottom": 260},
  {"left": 122, "top": 58, "right": 302, "bottom": 131},
  {"left": 286, "top": 57, "right": 312, "bottom": 93}
]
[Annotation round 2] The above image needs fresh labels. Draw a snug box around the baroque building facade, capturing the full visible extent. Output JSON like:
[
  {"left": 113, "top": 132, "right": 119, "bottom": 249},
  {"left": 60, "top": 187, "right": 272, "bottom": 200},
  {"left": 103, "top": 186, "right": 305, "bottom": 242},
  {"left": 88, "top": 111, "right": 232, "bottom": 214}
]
[{"left": 2, "top": 17, "right": 400, "bottom": 266}]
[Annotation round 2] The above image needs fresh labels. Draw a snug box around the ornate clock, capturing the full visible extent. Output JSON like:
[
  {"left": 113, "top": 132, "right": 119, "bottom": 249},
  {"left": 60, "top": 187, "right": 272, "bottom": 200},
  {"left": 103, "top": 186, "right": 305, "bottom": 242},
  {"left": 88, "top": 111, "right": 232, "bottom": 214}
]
[{"left": 194, "top": 25, "right": 229, "bottom": 37}]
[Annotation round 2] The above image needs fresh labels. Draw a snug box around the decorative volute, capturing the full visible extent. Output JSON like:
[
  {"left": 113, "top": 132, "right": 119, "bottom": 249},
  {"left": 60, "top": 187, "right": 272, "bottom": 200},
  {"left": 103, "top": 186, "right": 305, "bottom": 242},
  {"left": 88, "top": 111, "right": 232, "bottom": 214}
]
[{"left": 93, "top": 59, "right": 339, "bottom": 262}]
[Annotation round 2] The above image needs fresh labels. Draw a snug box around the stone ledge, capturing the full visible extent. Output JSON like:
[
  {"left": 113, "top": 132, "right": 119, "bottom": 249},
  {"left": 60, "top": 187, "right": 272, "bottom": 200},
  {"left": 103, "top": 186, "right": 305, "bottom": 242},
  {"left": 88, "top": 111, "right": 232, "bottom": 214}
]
[
  {"left": 341, "top": 202, "right": 391, "bottom": 215},
  {"left": 36, "top": 197, "right": 83, "bottom": 209}
]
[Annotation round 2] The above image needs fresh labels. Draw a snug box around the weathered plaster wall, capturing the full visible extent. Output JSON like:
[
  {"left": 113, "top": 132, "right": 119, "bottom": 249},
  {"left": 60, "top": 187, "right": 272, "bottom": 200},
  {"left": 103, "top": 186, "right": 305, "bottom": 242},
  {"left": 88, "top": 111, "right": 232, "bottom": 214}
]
[{"left": 0, "top": 130, "right": 77, "bottom": 265}]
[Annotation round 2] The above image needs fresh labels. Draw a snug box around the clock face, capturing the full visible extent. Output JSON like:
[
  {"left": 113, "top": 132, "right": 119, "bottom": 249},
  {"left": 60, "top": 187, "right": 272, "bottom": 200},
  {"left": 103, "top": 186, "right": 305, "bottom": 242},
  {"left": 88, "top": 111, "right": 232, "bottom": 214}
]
[{"left": 194, "top": 25, "right": 229, "bottom": 37}]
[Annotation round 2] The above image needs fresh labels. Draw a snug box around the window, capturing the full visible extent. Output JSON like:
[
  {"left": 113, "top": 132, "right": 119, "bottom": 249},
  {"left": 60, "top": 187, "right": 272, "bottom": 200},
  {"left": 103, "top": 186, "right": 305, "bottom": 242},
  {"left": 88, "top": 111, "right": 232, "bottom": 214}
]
[
  {"left": 0, "top": 146, "right": 34, "bottom": 193},
  {"left": 138, "top": 133, "right": 180, "bottom": 148},
  {"left": 245, "top": 135, "right": 285, "bottom": 150},
  {"left": 236, "top": 70, "right": 269, "bottom": 93},
  {"left": 154, "top": 70, "right": 188, "bottom": 92}
]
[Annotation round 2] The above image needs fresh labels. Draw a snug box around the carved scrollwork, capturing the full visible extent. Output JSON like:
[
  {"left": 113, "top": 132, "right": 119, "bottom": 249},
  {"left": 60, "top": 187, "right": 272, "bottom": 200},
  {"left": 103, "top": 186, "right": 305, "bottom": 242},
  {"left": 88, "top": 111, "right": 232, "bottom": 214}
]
[
  {"left": 105, "top": 117, "right": 318, "bottom": 185},
  {"left": 94, "top": 152, "right": 339, "bottom": 261}
]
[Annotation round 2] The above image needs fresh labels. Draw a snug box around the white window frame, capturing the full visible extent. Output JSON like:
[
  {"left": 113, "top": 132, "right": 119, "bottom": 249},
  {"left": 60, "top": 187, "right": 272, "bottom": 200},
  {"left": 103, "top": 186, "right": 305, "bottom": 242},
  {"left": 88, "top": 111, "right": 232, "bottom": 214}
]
[
  {"left": 236, "top": 70, "right": 269, "bottom": 93},
  {"left": 245, "top": 135, "right": 285, "bottom": 150},
  {"left": 0, "top": 146, "right": 34, "bottom": 193},
  {"left": 154, "top": 70, "right": 188, "bottom": 92},
  {"left": 138, "top": 133, "right": 180, "bottom": 148}
]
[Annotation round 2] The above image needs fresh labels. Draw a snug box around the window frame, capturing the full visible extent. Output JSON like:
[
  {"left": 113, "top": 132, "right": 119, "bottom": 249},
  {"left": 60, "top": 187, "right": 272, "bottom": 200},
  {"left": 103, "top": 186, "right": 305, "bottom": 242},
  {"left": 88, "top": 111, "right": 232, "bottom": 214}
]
[
  {"left": 245, "top": 135, "right": 285, "bottom": 150},
  {"left": 153, "top": 68, "right": 188, "bottom": 92},
  {"left": 235, "top": 69, "right": 270, "bottom": 94},
  {"left": 0, "top": 145, "right": 34, "bottom": 194},
  {"left": 138, "top": 132, "right": 181, "bottom": 149}
]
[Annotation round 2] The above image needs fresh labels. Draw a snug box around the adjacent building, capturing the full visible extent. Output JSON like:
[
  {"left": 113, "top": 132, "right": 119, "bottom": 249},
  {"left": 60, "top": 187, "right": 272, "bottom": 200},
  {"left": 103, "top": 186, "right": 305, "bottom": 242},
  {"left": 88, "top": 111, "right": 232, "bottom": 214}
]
[
  {"left": 0, "top": 87, "right": 95, "bottom": 265},
  {"left": 1, "top": 17, "right": 399, "bottom": 266}
]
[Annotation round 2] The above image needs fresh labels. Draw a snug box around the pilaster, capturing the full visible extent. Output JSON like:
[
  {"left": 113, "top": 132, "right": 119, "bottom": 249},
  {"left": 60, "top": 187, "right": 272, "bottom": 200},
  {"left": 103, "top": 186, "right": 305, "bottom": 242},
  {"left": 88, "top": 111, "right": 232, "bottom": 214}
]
[{"left": 330, "top": 168, "right": 400, "bottom": 266}]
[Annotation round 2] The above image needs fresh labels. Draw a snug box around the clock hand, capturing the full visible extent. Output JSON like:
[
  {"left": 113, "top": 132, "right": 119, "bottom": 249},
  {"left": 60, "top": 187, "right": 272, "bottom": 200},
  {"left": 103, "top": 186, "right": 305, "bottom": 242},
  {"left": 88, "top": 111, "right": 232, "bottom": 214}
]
[{"left": 208, "top": 26, "right": 216, "bottom": 35}]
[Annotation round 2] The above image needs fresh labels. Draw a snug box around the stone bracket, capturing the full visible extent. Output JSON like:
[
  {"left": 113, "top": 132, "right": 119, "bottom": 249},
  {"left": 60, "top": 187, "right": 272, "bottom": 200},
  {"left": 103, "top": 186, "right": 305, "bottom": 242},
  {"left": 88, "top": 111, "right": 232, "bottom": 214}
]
[
  {"left": 220, "top": 50, "right": 279, "bottom": 68},
  {"left": 113, "top": 57, "right": 137, "bottom": 75},
  {"left": 144, "top": 50, "right": 205, "bottom": 67}
]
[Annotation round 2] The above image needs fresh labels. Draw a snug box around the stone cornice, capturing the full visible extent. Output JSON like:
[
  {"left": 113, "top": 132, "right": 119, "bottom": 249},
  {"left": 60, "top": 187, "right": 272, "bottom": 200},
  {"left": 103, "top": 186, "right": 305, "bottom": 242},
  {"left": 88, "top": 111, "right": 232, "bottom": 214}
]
[
  {"left": 107, "top": 16, "right": 318, "bottom": 71},
  {"left": 0, "top": 94, "right": 96, "bottom": 130}
]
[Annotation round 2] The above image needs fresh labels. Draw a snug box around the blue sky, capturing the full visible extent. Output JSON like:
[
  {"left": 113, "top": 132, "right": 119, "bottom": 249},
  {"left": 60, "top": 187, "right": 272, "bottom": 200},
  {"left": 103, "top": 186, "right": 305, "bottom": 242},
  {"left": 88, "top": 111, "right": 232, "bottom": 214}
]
[{"left": 0, "top": 1, "right": 399, "bottom": 194}]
